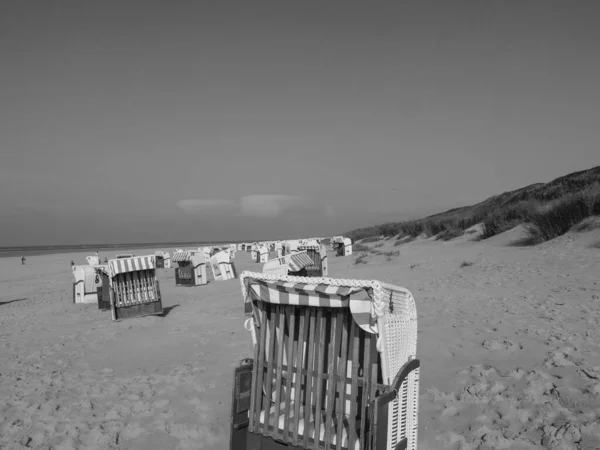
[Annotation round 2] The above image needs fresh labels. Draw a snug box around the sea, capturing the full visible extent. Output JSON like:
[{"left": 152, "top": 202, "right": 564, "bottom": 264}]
[{"left": 0, "top": 241, "right": 244, "bottom": 259}]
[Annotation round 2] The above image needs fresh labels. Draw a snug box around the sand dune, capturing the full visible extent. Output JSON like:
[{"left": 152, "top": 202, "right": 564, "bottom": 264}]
[{"left": 1, "top": 229, "right": 600, "bottom": 449}]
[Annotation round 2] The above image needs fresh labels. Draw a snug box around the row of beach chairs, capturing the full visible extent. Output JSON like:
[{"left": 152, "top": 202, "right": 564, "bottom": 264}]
[{"left": 72, "top": 238, "right": 419, "bottom": 450}]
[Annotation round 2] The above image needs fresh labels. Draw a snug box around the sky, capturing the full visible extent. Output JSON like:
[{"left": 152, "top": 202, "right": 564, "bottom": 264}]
[{"left": 1, "top": 0, "right": 599, "bottom": 246}]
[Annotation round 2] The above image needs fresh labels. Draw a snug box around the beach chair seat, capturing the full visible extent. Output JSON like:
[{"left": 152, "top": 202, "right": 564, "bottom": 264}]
[
  {"left": 107, "top": 255, "right": 163, "bottom": 321},
  {"left": 231, "top": 272, "right": 420, "bottom": 450}
]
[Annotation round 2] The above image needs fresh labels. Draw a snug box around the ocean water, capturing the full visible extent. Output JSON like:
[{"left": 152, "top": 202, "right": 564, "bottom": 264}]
[{"left": 0, "top": 241, "right": 240, "bottom": 258}]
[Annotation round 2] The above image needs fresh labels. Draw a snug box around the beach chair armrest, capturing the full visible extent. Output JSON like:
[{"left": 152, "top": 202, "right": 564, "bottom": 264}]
[{"left": 389, "top": 357, "right": 420, "bottom": 398}]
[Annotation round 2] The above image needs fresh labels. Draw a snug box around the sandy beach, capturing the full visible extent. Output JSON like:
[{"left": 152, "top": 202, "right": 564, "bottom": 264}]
[{"left": 1, "top": 227, "right": 600, "bottom": 450}]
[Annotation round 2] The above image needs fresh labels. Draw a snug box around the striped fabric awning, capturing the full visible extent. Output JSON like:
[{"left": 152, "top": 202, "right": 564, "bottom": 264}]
[
  {"left": 288, "top": 251, "right": 314, "bottom": 272},
  {"left": 298, "top": 244, "right": 320, "bottom": 250},
  {"left": 244, "top": 276, "right": 376, "bottom": 333},
  {"left": 109, "top": 255, "right": 155, "bottom": 276},
  {"left": 172, "top": 251, "right": 193, "bottom": 262}
]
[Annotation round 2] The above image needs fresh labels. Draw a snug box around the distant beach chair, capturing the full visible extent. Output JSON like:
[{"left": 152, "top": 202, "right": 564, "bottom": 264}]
[
  {"left": 231, "top": 272, "right": 420, "bottom": 450},
  {"left": 94, "top": 265, "right": 111, "bottom": 310},
  {"left": 343, "top": 237, "right": 353, "bottom": 256},
  {"left": 331, "top": 236, "right": 344, "bottom": 252},
  {"left": 209, "top": 250, "right": 238, "bottom": 281},
  {"left": 155, "top": 251, "right": 171, "bottom": 269},
  {"left": 116, "top": 253, "right": 134, "bottom": 259},
  {"left": 173, "top": 250, "right": 208, "bottom": 286},
  {"left": 262, "top": 251, "right": 314, "bottom": 277},
  {"left": 106, "top": 255, "right": 163, "bottom": 321},
  {"left": 296, "top": 243, "right": 328, "bottom": 277},
  {"left": 251, "top": 244, "right": 259, "bottom": 261},
  {"left": 258, "top": 245, "right": 269, "bottom": 263},
  {"left": 274, "top": 241, "right": 283, "bottom": 258},
  {"left": 331, "top": 236, "right": 352, "bottom": 257},
  {"left": 72, "top": 265, "right": 103, "bottom": 304},
  {"left": 86, "top": 255, "right": 100, "bottom": 266}
]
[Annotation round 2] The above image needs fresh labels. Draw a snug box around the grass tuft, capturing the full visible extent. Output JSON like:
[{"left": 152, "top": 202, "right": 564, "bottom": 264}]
[
  {"left": 523, "top": 186, "right": 600, "bottom": 244},
  {"left": 354, "top": 254, "right": 368, "bottom": 265},
  {"left": 353, "top": 243, "right": 370, "bottom": 252},
  {"left": 435, "top": 227, "right": 464, "bottom": 241}
]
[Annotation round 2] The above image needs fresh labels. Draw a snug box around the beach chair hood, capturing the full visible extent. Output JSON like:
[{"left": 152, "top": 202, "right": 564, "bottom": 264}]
[
  {"left": 109, "top": 255, "right": 156, "bottom": 277},
  {"left": 241, "top": 271, "right": 390, "bottom": 335}
]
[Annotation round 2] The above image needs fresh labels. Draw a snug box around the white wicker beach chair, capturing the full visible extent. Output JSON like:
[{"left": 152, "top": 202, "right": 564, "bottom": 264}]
[
  {"left": 72, "top": 265, "right": 102, "bottom": 304},
  {"left": 230, "top": 272, "right": 419, "bottom": 450},
  {"left": 210, "top": 250, "right": 238, "bottom": 281}
]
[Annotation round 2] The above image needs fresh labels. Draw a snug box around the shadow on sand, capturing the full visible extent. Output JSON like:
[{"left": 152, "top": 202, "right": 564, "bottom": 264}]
[
  {"left": 159, "top": 304, "right": 180, "bottom": 317},
  {"left": 509, "top": 236, "right": 537, "bottom": 247},
  {"left": 0, "top": 298, "right": 28, "bottom": 306}
]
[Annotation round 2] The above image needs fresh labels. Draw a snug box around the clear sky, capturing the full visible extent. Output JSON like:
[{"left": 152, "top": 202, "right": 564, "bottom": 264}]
[{"left": 1, "top": 0, "right": 599, "bottom": 246}]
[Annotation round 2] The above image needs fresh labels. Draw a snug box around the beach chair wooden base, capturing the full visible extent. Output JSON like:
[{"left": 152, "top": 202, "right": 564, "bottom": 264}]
[
  {"left": 113, "top": 300, "right": 163, "bottom": 321},
  {"left": 97, "top": 288, "right": 110, "bottom": 311},
  {"left": 175, "top": 268, "right": 196, "bottom": 286},
  {"left": 230, "top": 356, "right": 419, "bottom": 450}
]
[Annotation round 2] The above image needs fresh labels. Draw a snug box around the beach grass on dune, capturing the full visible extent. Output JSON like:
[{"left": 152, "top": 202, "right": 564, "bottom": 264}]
[
  {"left": 353, "top": 243, "right": 370, "bottom": 252},
  {"left": 523, "top": 186, "right": 600, "bottom": 244},
  {"left": 344, "top": 168, "right": 600, "bottom": 246}
]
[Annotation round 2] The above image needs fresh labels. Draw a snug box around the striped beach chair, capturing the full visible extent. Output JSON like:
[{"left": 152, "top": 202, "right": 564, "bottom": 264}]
[
  {"left": 231, "top": 272, "right": 420, "bottom": 450},
  {"left": 296, "top": 243, "right": 328, "bottom": 277},
  {"left": 261, "top": 251, "right": 315, "bottom": 277},
  {"left": 173, "top": 250, "right": 208, "bottom": 286},
  {"left": 107, "top": 255, "right": 163, "bottom": 321}
]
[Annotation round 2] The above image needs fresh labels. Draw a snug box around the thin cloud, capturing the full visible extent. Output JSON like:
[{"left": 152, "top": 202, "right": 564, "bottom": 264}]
[
  {"left": 176, "top": 198, "right": 237, "bottom": 214},
  {"left": 177, "top": 194, "right": 334, "bottom": 218}
]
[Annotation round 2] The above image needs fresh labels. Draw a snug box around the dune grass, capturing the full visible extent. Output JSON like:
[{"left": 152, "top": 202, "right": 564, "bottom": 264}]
[
  {"left": 523, "top": 186, "right": 600, "bottom": 244},
  {"left": 353, "top": 243, "right": 370, "bottom": 252},
  {"left": 354, "top": 254, "right": 368, "bottom": 265},
  {"left": 343, "top": 167, "right": 600, "bottom": 246},
  {"left": 361, "top": 236, "right": 382, "bottom": 243},
  {"left": 436, "top": 227, "right": 464, "bottom": 241}
]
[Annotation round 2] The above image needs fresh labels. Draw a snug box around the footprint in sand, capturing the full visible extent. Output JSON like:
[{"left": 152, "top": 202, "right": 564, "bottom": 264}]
[
  {"left": 544, "top": 347, "right": 582, "bottom": 368},
  {"left": 482, "top": 338, "right": 523, "bottom": 351}
]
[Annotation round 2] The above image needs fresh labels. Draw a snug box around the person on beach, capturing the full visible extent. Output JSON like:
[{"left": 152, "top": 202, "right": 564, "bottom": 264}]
[
  {"left": 71, "top": 260, "right": 75, "bottom": 267},
  {"left": 21, "top": 256, "right": 26, "bottom": 265}
]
